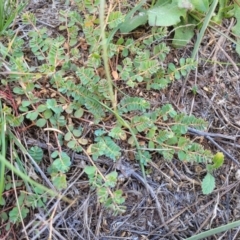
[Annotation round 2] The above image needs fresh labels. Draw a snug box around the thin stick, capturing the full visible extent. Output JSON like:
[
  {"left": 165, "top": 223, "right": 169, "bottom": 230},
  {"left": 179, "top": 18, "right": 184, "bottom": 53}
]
[{"left": 188, "top": 127, "right": 239, "bottom": 165}]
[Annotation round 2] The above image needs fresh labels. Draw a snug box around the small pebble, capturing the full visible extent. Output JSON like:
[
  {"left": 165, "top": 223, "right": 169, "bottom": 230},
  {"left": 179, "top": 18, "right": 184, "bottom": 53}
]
[{"left": 235, "top": 169, "right": 240, "bottom": 181}]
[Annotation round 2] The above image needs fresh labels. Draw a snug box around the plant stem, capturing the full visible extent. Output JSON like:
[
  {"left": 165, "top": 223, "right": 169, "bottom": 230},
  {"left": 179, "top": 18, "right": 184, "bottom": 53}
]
[
  {"left": 0, "top": 101, "right": 6, "bottom": 201},
  {"left": 99, "top": 0, "right": 116, "bottom": 111}
]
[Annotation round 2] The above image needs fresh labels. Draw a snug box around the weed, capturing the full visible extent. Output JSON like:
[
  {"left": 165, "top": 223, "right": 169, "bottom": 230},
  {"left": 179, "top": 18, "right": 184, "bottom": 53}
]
[
  {"left": 0, "top": 0, "right": 226, "bottom": 224},
  {"left": 118, "top": 0, "right": 240, "bottom": 53},
  {"left": 0, "top": 0, "right": 26, "bottom": 35}
]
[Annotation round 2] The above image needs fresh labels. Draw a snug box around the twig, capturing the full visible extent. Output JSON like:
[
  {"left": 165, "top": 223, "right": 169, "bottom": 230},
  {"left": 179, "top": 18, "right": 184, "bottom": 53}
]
[
  {"left": 188, "top": 127, "right": 239, "bottom": 165},
  {"left": 188, "top": 127, "right": 240, "bottom": 140},
  {"left": 115, "top": 158, "right": 168, "bottom": 230}
]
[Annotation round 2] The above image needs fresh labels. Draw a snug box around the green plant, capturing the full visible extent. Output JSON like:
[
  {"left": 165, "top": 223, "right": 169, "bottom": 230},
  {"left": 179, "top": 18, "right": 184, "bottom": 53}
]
[
  {"left": 0, "top": 177, "right": 48, "bottom": 233},
  {"left": 201, "top": 152, "right": 224, "bottom": 194},
  {"left": 185, "top": 219, "right": 240, "bottom": 240},
  {"left": 0, "top": 101, "right": 7, "bottom": 202},
  {"left": 0, "top": 0, "right": 26, "bottom": 35},
  {"left": 118, "top": 0, "right": 240, "bottom": 53},
  {"left": 0, "top": 0, "right": 220, "bottom": 215},
  {"left": 0, "top": 131, "right": 73, "bottom": 232},
  {"left": 84, "top": 165, "right": 125, "bottom": 215}
]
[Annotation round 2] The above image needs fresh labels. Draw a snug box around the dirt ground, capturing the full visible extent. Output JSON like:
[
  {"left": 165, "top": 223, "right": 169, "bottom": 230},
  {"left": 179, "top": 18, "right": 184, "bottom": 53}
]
[{"left": 2, "top": 1, "right": 240, "bottom": 239}]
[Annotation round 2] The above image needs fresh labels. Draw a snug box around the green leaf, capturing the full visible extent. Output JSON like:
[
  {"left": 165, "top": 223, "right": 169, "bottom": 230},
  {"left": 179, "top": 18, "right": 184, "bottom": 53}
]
[
  {"left": 0, "top": 197, "right": 5, "bottom": 206},
  {"left": 46, "top": 99, "right": 63, "bottom": 114},
  {"left": 212, "top": 152, "right": 224, "bottom": 169},
  {"left": 19, "top": 106, "right": 28, "bottom": 112},
  {"left": 120, "top": 97, "right": 150, "bottom": 113},
  {"left": 136, "top": 150, "right": 151, "bottom": 165},
  {"left": 67, "top": 140, "right": 77, "bottom": 149},
  {"left": 178, "top": 150, "right": 187, "bottom": 161},
  {"left": 108, "top": 11, "right": 124, "bottom": 29},
  {"left": 172, "top": 24, "right": 195, "bottom": 48},
  {"left": 51, "top": 151, "right": 59, "bottom": 158},
  {"left": 94, "top": 129, "right": 106, "bottom": 137},
  {"left": 9, "top": 115, "right": 24, "bottom": 127},
  {"left": 85, "top": 97, "right": 105, "bottom": 120},
  {"left": 232, "top": 4, "right": 240, "bottom": 57},
  {"left": 202, "top": 173, "right": 215, "bottom": 195},
  {"left": 13, "top": 87, "right": 24, "bottom": 94},
  {"left": 148, "top": 2, "right": 187, "bottom": 27},
  {"left": 37, "top": 104, "right": 47, "bottom": 112},
  {"left": 132, "top": 115, "right": 153, "bottom": 132},
  {"left": 192, "top": 0, "right": 209, "bottom": 12},
  {"left": 105, "top": 171, "right": 118, "bottom": 188},
  {"left": 76, "top": 67, "right": 96, "bottom": 85},
  {"left": 36, "top": 118, "right": 47, "bottom": 127},
  {"left": 51, "top": 152, "right": 71, "bottom": 173},
  {"left": 9, "top": 207, "right": 29, "bottom": 223},
  {"left": 160, "top": 149, "right": 174, "bottom": 161},
  {"left": 64, "top": 132, "right": 72, "bottom": 141},
  {"left": 28, "top": 146, "right": 43, "bottom": 163},
  {"left": 113, "top": 189, "right": 125, "bottom": 204},
  {"left": 178, "top": 137, "right": 188, "bottom": 147},
  {"left": 148, "top": 140, "right": 155, "bottom": 149},
  {"left": 147, "top": 127, "right": 157, "bottom": 138},
  {"left": 84, "top": 166, "right": 96, "bottom": 176},
  {"left": 171, "top": 124, "right": 188, "bottom": 135},
  {"left": 104, "top": 198, "right": 113, "bottom": 208},
  {"left": 0, "top": 212, "right": 8, "bottom": 222},
  {"left": 26, "top": 111, "right": 39, "bottom": 121},
  {"left": 21, "top": 100, "right": 31, "bottom": 107},
  {"left": 109, "top": 126, "right": 126, "bottom": 140},
  {"left": 119, "top": 13, "right": 148, "bottom": 33},
  {"left": 97, "top": 187, "right": 109, "bottom": 203},
  {"left": 92, "top": 136, "right": 121, "bottom": 161},
  {"left": 43, "top": 109, "right": 53, "bottom": 119},
  {"left": 156, "top": 130, "right": 170, "bottom": 143},
  {"left": 51, "top": 173, "right": 67, "bottom": 190},
  {"left": 73, "top": 128, "right": 82, "bottom": 137},
  {"left": 74, "top": 108, "right": 84, "bottom": 118},
  {"left": 52, "top": 115, "right": 66, "bottom": 126}
]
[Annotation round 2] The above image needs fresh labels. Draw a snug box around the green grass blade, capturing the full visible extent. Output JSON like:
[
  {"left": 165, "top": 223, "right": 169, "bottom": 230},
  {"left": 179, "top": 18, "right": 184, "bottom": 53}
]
[
  {"left": 0, "top": 101, "right": 6, "bottom": 201},
  {"left": 185, "top": 220, "right": 240, "bottom": 240},
  {"left": 191, "top": 0, "right": 219, "bottom": 59},
  {"left": 0, "top": 1, "right": 27, "bottom": 34},
  {"left": 0, "top": 152, "right": 73, "bottom": 203},
  {"left": 99, "top": 0, "right": 116, "bottom": 110}
]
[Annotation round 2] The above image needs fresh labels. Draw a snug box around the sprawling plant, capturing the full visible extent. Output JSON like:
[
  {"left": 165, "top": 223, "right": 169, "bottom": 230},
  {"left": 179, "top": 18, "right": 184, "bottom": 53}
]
[{"left": 0, "top": 0, "right": 226, "bottom": 222}]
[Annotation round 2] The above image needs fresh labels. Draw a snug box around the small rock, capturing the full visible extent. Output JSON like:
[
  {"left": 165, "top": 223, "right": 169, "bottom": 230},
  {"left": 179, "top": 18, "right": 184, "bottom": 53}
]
[{"left": 235, "top": 169, "right": 240, "bottom": 181}]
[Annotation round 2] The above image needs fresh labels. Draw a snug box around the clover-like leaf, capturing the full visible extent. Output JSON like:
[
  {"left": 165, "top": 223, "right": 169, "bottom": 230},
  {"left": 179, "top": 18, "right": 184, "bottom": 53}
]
[
  {"left": 36, "top": 118, "right": 47, "bottom": 127},
  {"left": 73, "top": 128, "right": 82, "bottom": 137},
  {"left": 64, "top": 132, "right": 72, "bottom": 141},
  {"left": 202, "top": 173, "right": 215, "bottom": 195},
  {"left": 84, "top": 166, "right": 96, "bottom": 176},
  {"left": 26, "top": 111, "right": 39, "bottom": 121},
  {"left": 51, "top": 173, "right": 67, "bottom": 190},
  {"left": 74, "top": 108, "right": 84, "bottom": 118},
  {"left": 51, "top": 152, "right": 71, "bottom": 173}
]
